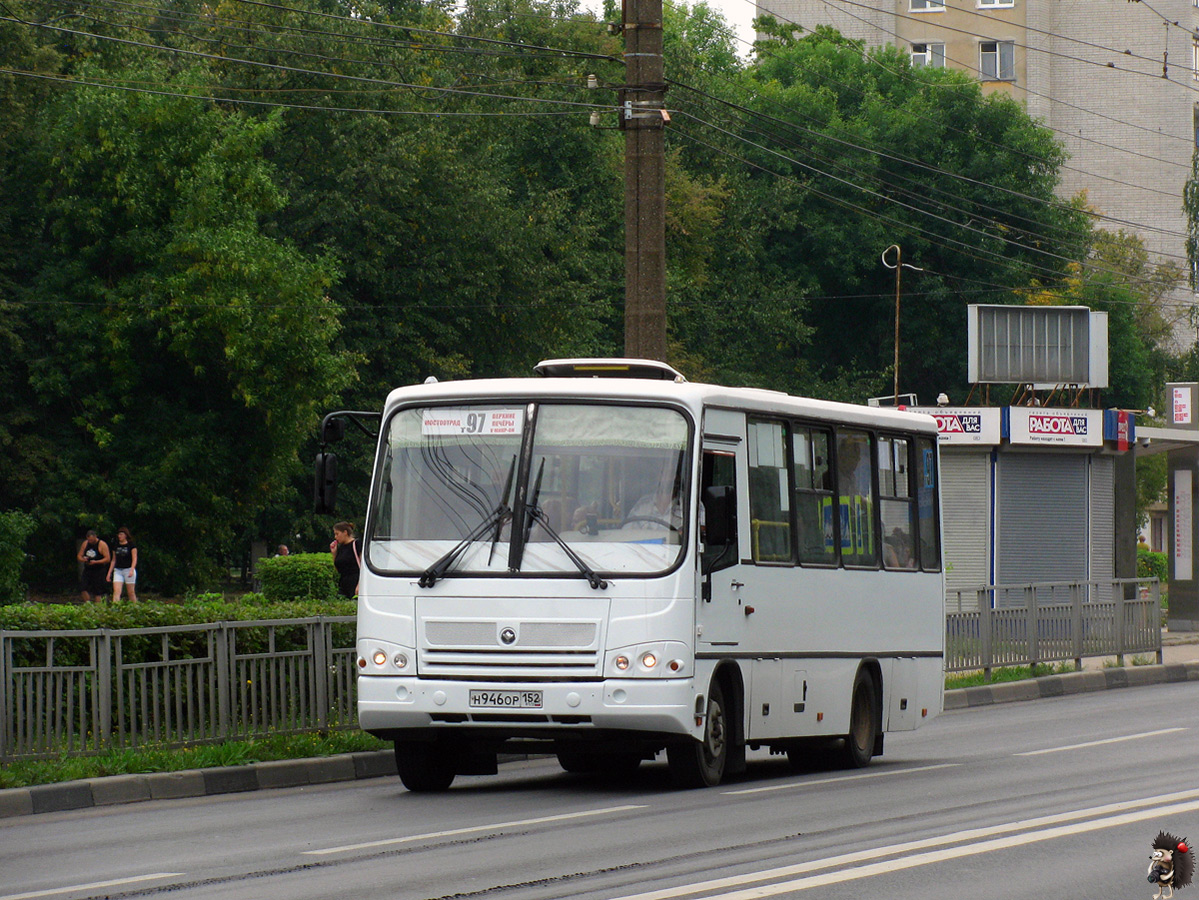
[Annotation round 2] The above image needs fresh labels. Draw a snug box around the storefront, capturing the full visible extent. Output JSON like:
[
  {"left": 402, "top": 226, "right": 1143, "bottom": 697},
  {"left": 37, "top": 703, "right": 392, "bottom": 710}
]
[{"left": 909, "top": 406, "right": 1135, "bottom": 608}]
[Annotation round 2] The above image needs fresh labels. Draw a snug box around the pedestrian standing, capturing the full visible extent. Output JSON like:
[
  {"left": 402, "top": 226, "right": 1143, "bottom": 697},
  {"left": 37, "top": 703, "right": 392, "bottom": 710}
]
[
  {"left": 76, "top": 530, "right": 110, "bottom": 602},
  {"left": 107, "top": 526, "right": 138, "bottom": 603},
  {"left": 330, "top": 522, "right": 360, "bottom": 598}
]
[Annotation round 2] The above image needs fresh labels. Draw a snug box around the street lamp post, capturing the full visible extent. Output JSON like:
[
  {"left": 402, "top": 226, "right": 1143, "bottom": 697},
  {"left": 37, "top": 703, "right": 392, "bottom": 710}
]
[{"left": 881, "top": 244, "right": 923, "bottom": 405}]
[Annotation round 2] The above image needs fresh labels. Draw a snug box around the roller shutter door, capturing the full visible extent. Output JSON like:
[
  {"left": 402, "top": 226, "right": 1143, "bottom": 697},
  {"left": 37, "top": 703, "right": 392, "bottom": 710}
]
[
  {"left": 1090, "top": 455, "right": 1113, "bottom": 602},
  {"left": 940, "top": 451, "right": 991, "bottom": 607},
  {"left": 996, "top": 453, "right": 1088, "bottom": 596}
]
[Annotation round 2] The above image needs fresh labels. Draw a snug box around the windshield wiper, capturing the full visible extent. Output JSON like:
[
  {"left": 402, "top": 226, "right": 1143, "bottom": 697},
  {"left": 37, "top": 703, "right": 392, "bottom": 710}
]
[
  {"left": 524, "top": 504, "right": 609, "bottom": 590},
  {"left": 420, "top": 458, "right": 515, "bottom": 588}
]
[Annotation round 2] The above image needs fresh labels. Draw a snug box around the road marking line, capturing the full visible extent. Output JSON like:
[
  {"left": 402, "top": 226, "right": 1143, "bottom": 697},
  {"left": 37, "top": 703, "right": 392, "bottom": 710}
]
[
  {"left": 609, "top": 788, "right": 1199, "bottom": 900},
  {"left": 722, "top": 763, "right": 960, "bottom": 796},
  {"left": 0, "top": 873, "right": 184, "bottom": 900},
  {"left": 304, "top": 804, "right": 648, "bottom": 855},
  {"left": 702, "top": 797, "right": 1199, "bottom": 900},
  {"left": 1014, "top": 727, "right": 1186, "bottom": 756}
]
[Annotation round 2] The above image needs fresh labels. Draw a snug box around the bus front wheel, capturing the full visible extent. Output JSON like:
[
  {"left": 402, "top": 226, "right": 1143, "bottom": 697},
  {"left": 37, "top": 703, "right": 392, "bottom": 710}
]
[
  {"left": 840, "top": 669, "right": 879, "bottom": 769},
  {"left": 667, "top": 680, "right": 728, "bottom": 788},
  {"left": 395, "top": 741, "right": 456, "bottom": 792}
]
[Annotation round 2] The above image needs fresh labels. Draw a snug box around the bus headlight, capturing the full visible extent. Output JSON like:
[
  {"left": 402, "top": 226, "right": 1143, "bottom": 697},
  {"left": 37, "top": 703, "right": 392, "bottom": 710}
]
[
  {"left": 607, "top": 642, "right": 688, "bottom": 677},
  {"left": 357, "top": 638, "right": 414, "bottom": 674}
]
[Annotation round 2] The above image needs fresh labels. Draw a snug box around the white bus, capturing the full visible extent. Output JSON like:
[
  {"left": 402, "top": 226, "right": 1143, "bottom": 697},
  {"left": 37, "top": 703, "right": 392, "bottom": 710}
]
[{"left": 355, "top": 359, "right": 944, "bottom": 790}]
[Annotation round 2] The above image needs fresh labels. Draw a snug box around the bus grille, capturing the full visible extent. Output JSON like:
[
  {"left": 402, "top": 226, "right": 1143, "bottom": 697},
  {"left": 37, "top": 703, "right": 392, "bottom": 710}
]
[{"left": 420, "top": 619, "right": 602, "bottom": 680}]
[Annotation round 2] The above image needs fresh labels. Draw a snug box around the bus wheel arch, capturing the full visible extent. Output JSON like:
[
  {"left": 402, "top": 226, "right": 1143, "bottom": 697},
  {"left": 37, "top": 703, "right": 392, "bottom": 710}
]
[
  {"left": 667, "top": 664, "right": 744, "bottom": 788},
  {"left": 841, "top": 661, "right": 883, "bottom": 769}
]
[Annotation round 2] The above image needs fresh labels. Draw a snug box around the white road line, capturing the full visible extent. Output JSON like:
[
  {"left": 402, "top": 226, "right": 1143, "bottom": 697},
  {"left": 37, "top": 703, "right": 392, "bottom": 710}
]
[
  {"left": 609, "top": 787, "right": 1199, "bottom": 900},
  {"left": 1014, "top": 727, "right": 1186, "bottom": 756},
  {"left": 704, "top": 797, "right": 1199, "bottom": 900},
  {"left": 303, "top": 804, "right": 648, "bottom": 856},
  {"left": 722, "top": 763, "right": 961, "bottom": 796},
  {"left": 0, "top": 873, "right": 184, "bottom": 900}
]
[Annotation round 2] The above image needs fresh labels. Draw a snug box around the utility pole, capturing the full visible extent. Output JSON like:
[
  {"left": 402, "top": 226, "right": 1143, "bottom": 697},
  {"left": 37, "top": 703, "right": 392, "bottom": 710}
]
[
  {"left": 881, "top": 244, "right": 922, "bottom": 405},
  {"left": 621, "top": 0, "right": 667, "bottom": 360}
]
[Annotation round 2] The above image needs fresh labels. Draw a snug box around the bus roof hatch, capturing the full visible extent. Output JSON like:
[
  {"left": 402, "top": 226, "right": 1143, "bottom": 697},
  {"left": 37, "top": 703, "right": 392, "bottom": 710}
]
[{"left": 534, "top": 358, "right": 687, "bottom": 382}]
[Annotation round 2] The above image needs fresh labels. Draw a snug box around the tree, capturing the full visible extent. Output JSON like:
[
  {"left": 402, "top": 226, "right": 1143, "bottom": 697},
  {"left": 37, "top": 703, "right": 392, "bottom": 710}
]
[{"left": 4, "top": 55, "right": 350, "bottom": 590}]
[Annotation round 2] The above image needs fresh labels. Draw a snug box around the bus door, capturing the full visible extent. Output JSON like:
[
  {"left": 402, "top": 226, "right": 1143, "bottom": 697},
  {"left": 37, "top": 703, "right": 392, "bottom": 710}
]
[{"left": 697, "top": 409, "right": 749, "bottom": 651}]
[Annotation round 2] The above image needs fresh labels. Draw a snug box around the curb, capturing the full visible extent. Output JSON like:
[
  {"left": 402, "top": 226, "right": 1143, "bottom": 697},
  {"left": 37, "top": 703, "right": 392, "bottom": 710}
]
[
  {"left": 942, "top": 659, "right": 1199, "bottom": 710},
  {"left": 5, "top": 663, "right": 1199, "bottom": 820},
  {"left": 0, "top": 750, "right": 400, "bottom": 820}
]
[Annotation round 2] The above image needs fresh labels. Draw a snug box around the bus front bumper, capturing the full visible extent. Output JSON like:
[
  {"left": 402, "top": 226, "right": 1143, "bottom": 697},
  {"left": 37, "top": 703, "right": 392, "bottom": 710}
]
[{"left": 357, "top": 675, "right": 699, "bottom": 738}]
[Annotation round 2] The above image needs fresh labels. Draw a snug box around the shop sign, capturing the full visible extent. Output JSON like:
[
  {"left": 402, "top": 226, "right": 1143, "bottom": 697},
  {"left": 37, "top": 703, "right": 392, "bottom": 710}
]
[
  {"left": 908, "top": 407, "right": 1001, "bottom": 445},
  {"left": 1007, "top": 408, "right": 1103, "bottom": 446}
]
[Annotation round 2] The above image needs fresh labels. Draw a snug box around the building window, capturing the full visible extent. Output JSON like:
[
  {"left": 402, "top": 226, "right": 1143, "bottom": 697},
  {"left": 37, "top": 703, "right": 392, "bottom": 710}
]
[
  {"left": 980, "top": 40, "right": 1015, "bottom": 80},
  {"left": 910, "top": 0, "right": 945, "bottom": 11},
  {"left": 1193, "top": 39, "right": 1199, "bottom": 79},
  {"left": 911, "top": 42, "right": 945, "bottom": 67},
  {"left": 978, "top": 0, "right": 1014, "bottom": 7}
]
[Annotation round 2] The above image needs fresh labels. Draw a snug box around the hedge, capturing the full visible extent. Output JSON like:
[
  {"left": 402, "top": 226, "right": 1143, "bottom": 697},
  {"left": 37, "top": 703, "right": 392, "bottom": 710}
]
[
  {"left": 257, "top": 552, "right": 340, "bottom": 603},
  {"left": 0, "top": 594, "right": 354, "bottom": 631},
  {"left": 1137, "top": 546, "right": 1168, "bottom": 583}
]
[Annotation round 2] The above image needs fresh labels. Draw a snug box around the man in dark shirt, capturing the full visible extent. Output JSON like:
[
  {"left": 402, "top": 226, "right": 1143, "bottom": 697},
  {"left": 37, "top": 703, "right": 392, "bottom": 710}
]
[{"left": 76, "top": 530, "right": 110, "bottom": 602}]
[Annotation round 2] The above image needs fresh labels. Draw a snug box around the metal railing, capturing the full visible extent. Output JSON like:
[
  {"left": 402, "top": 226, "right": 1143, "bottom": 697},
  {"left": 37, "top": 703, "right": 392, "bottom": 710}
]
[
  {"left": 1, "top": 617, "right": 356, "bottom": 762},
  {"left": 946, "top": 578, "right": 1163, "bottom": 676}
]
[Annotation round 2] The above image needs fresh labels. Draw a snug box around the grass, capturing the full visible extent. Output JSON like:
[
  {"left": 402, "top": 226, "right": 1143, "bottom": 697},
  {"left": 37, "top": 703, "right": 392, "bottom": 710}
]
[
  {"left": 944, "top": 661, "right": 1082, "bottom": 690},
  {"left": 0, "top": 731, "right": 389, "bottom": 790}
]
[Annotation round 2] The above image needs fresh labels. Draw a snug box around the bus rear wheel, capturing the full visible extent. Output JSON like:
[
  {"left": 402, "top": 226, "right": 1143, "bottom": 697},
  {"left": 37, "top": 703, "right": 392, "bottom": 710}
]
[
  {"left": 395, "top": 741, "right": 456, "bottom": 792},
  {"left": 840, "top": 670, "right": 878, "bottom": 769},
  {"left": 667, "top": 680, "right": 728, "bottom": 788}
]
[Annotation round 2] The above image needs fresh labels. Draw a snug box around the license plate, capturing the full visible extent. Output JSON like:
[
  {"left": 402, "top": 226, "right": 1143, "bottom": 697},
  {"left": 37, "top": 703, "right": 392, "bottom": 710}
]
[{"left": 469, "top": 689, "right": 543, "bottom": 709}]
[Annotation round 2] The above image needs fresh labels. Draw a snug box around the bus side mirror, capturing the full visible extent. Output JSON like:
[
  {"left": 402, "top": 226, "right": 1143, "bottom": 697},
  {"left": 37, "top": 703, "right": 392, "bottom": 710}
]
[
  {"left": 315, "top": 451, "right": 338, "bottom": 514},
  {"left": 321, "top": 417, "right": 346, "bottom": 444},
  {"left": 702, "top": 485, "right": 735, "bottom": 548}
]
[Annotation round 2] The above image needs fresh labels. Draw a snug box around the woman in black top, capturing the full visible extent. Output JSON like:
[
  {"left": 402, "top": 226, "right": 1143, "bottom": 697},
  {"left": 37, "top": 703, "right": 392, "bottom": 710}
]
[
  {"left": 330, "top": 522, "right": 360, "bottom": 599},
  {"left": 107, "top": 526, "right": 138, "bottom": 603}
]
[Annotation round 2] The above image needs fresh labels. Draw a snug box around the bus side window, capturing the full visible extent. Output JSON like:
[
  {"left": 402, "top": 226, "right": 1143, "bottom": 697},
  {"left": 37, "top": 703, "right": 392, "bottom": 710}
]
[
  {"left": 879, "top": 436, "right": 916, "bottom": 570},
  {"left": 701, "top": 450, "right": 737, "bottom": 571},
  {"left": 836, "top": 429, "right": 877, "bottom": 568},
  {"left": 916, "top": 436, "right": 941, "bottom": 571},
  {"left": 747, "top": 420, "right": 794, "bottom": 564},
  {"left": 794, "top": 426, "right": 836, "bottom": 566}
]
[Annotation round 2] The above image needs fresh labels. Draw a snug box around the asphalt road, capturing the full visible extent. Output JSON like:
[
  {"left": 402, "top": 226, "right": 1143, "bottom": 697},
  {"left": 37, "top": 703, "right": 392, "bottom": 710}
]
[{"left": 4, "top": 681, "right": 1198, "bottom": 900}]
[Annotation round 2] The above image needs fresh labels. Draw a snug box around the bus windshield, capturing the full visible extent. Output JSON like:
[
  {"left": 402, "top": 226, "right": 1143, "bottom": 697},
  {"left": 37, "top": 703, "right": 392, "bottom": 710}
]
[{"left": 367, "top": 402, "right": 692, "bottom": 578}]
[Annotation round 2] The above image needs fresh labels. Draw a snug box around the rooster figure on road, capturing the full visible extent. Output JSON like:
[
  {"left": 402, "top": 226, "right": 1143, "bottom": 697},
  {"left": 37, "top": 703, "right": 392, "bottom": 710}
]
[{"left": 1149, "top": 832, "right": 1193, "bottom": 900}]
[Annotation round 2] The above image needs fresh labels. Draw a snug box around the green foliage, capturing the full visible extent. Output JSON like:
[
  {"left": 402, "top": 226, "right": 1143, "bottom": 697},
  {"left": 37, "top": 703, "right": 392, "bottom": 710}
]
[
  {"left": 0, "top": 597, "right": 353, "bottom": 631},
  {"left": 257, "top": 553, "right": 339, "bottom": 603},
  {"left": 1138, "top": 546, "right": 1168, "bottom": 583},
  {"left": 1, "top": 0, "right": 1174, "bottom": 598},
  {"left": 0, "top": 509, "right": 36, "bottom": 604}
]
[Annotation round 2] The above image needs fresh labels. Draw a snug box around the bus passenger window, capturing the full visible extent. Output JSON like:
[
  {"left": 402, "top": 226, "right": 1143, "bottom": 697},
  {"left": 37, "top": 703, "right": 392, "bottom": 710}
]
[
  {"left": 793, "top": 426, "right": 836, "bottom": 565},
  {"left": 748, "top": 420, "right": 793, "bottom": 563},
  {"left": 837, "top": 430, "right": 877, "bottom": 567},
  {"left": 916, "top": 436, "right": 941, "bottom": 570},
  {"left": 879, "top": 436, "right": 916, "bottom": 570}
]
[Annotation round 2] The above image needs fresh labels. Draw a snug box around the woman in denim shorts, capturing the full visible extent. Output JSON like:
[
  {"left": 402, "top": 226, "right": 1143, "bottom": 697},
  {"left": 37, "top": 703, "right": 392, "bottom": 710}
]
[{"left": 107, "top": 526, "right": 139, "bottom": 603}]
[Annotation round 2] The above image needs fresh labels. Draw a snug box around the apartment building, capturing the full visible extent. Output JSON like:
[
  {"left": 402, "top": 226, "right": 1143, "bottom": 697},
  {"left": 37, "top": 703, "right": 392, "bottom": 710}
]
[{"left": 756, "top": 0, "right": 1197, "bottom": 342}]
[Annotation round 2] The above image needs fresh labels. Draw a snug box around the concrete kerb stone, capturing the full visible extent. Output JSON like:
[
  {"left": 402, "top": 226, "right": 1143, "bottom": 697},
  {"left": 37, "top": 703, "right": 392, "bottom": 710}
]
[
  {"left": 146, "top": 770, "right": 205, "bottom": 800},
  {"left": 90, "top": 774, "right": 152, "bottom": 807}
]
